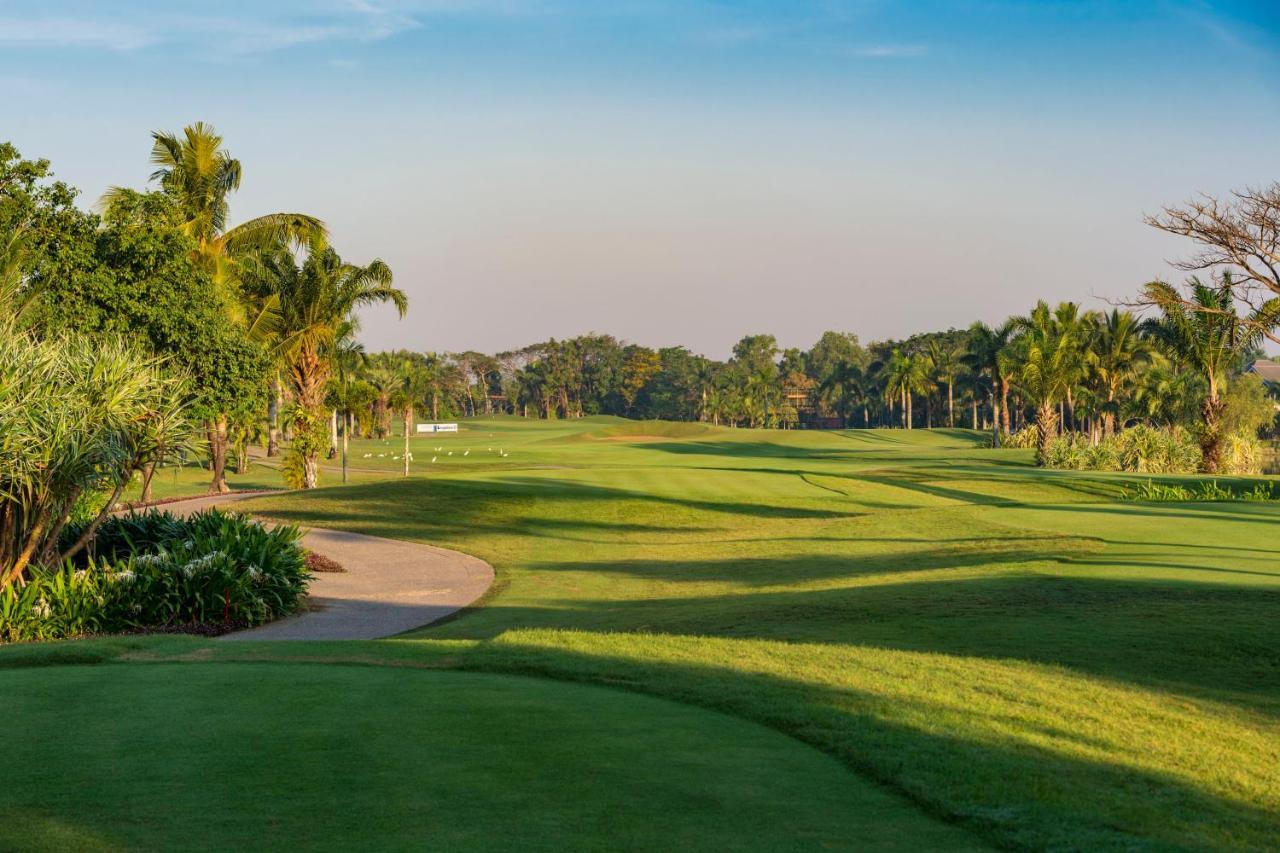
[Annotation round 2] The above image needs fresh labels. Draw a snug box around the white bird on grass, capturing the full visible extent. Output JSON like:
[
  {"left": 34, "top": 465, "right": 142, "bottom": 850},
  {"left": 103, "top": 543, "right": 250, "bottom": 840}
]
[{"left": 431, "top": 456, "right": 437, "bottom": 463}]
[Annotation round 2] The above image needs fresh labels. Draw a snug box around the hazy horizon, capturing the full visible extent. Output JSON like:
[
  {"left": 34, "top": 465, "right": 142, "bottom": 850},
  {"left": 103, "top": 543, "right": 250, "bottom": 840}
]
[{"left": 3, "top": 1, "right": 1278, "bottom": 359}]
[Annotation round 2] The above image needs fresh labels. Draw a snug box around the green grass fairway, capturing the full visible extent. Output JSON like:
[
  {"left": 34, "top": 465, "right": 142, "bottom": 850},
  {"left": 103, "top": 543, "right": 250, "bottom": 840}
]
[
  {"left": 2, "top": 664, "right": 965, "bottom": 852},
  {"left": 9, "top": 417, "right": 1280, "bottom": 850}
]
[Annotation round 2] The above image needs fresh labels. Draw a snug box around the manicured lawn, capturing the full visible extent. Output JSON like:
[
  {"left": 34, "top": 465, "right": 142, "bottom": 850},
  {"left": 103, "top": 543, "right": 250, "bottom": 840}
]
[
  {"left": 7, "top": 417, "right": 1279, "bottom": 850},
  {"left": 3, "top": 663, "right": 973, "bottom": 852}
]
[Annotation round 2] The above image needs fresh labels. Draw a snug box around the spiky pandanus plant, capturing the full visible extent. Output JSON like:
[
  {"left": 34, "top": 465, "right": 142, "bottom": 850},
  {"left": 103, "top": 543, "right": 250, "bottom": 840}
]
[
  {"left": 267, "top": 240, "right": 406, "bottom": 489},
  {"left": 1141, "top": 275, "right": 1280, "bottom": 473},
  {"left": 0, "top": 320, "right": 192, "bottom": 587}
]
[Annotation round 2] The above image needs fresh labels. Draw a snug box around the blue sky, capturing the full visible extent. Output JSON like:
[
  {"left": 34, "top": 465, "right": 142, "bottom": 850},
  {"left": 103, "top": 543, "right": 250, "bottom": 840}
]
[{"left": 2, "top": 1, "right": 1278, "bottom": 356}]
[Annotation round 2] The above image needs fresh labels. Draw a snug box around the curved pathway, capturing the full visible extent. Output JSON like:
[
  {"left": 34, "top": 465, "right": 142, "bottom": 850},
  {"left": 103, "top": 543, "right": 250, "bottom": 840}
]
[{"left": 152, "top": 492, "right": 494, "bottom": 641}]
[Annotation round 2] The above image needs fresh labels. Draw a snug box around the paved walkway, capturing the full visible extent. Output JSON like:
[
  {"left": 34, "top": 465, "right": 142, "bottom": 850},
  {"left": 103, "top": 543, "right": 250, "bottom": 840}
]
[{"left": 153, "top": 492, "right": 494, "bottom": 641}]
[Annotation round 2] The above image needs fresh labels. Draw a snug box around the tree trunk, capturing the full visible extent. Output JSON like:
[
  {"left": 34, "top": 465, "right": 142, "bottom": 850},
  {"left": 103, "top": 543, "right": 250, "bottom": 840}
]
[
  {"left": 403, "top": 406, "right": 412, "bottom": 477},
  {"left": 432, "top": 390, "right": 440, "bottom": 421},
  {"left": 991, "top": 392, "right": 1001, "bottom": 448},
  {"left": 948, "top": 380, "right": 955, "bottom": 428},
  {"left": 971, "top": 395, "right": 977, "bottom": 431},
  {"left": 1200, "top": 394, "right": 1225, "bottom": 474},
  {"left": 1035, "top": 402, "right": 1059, "bottom": 466},
  {"left": 1000, "top": 378, "right": 1012, "bottom": 434},
  {"left": 303, "top": 456, "right": 319, "bottom": 490},
  {"left": 208, "top": 416, "right": 231, "bottom": 494},
  {"left": 140, "top": 462, "right": 156, "bottom": 505},
  {"left": 342, "top": 411, "right": 350, "bottom": 484},
  {"left": 267, "top": 376, "right": 281, "bottom": 457}
]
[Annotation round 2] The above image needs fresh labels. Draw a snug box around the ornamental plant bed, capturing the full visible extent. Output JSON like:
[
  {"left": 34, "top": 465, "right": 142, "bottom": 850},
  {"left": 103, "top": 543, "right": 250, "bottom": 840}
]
[{"left": 306, "top": 552, "right": 346, "bottom": 573}]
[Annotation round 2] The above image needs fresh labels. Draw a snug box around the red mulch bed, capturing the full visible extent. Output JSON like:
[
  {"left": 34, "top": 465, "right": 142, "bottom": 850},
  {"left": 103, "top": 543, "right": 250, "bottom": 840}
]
[
  {"left": 115, "top": 620, "right": 252, "bottom": 638},
  {"left": 306, "top": 552, "right": 346, "bottom": 573}
]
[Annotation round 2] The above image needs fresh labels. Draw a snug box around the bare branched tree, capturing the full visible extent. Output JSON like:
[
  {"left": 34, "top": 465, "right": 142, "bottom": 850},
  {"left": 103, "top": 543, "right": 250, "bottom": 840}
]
[{"left": 1143, "top": 185, "right": 1280, "bottom": 343}]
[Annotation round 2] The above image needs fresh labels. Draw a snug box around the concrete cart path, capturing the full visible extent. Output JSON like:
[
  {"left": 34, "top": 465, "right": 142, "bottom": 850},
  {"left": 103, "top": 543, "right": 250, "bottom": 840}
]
[{"left": 151, "top": 491, "right": 494, "bottom": 641}]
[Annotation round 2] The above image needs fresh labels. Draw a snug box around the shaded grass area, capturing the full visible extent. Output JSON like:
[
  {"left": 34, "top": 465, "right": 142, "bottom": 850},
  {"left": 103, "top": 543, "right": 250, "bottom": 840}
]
[
  {"left": 9, "top": 419, "right": 1280, "bottom": 850},
  {"left": 1, "top": 663, "right": 975, "bottom": 852}
]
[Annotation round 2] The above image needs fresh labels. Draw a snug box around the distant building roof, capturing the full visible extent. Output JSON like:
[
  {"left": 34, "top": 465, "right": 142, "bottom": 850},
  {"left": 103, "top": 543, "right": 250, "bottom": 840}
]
[{"left": 1249, "top": 360, "right": 1280, "bottom": 384}]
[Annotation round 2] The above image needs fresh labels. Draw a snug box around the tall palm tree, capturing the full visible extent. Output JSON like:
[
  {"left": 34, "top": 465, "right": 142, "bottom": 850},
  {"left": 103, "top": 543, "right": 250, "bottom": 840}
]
[
  {"left": 928, "top": 340, "right": 963, "bottom": 428},
  {"left": 1141, "top": 274, "right": 1279, "bottom": 472},
  {"left": 1087, "top": 310, "right": 1150, "bottom": 437},
  {"left": 394, "top": 359, "right": 430, "bottom": 477},
  {"left": 104, "top": 123, "right": 325, "bottom": 294},
  {"left": 1011, "top": 301, "right": 1082, "bottom": 464},
  {"left": 269, "top": 240, "right": 407, "bottom": 488},
  {"left": 329, "top": 319, "right": 365, "bottom": 483},
  {"left": 103, "top": 123, "right": 326, "bottom": 493},
  {"left": 964, "top": 320, "right": 1014, "bottom": 445}
]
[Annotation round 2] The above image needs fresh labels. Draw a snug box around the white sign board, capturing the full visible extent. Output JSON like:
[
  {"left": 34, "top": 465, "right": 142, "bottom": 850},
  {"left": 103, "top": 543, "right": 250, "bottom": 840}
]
[{"left": 416, "top": 423, "right": 459, "bottom": 434}]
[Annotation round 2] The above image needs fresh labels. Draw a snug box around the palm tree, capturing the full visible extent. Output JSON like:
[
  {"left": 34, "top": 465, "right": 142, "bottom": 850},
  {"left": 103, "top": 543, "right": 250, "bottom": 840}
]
[
  {"left": 328, "top": 319, "right": 365, "bottom": 483},
  {"left": 269, "top": 240, "right": 407, "bottom": 488},
  {"left": 1010, "top": 301, "right": 1082, "bottom": 464},
  {"left": 928, "top": 340, "right": 963, "bottom": 428},
  {"left": 964, "top": 321, "right": 1014, "bottom": 445},
  {"left": 1086, "top": 310, "right": 1150, "bottom": 437},
  {"left": 103, "top": 123, "right": 326, "bottom": 494},
  {"left": 1141, "top": 274, "right": 1279, "bottom": 472},
  {"left": 394, "top": 359, "right": 431, "bottom": 477},
  {"left": 819, "top": 361, "right": 864, "bottom": 427},
  {"left": 104, "top": 122, "right": 325, "bottom": 294}
]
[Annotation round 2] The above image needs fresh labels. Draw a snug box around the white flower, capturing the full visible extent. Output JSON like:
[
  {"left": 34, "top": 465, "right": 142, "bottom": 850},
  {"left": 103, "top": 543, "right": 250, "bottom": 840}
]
[
  {"left": 33, "top": 598, "right": 51, "bottom": 619},
  {"left": 115, "top": 569, "right": 136, "bottom": 584}
]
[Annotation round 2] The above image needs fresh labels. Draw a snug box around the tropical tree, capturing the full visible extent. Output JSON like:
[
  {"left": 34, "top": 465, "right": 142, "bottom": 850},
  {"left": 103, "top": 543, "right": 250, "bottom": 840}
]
[
  {"left": 819, "top": 361, "right": 864, "bottom": 427},
  {"left": 1010, "top": 302, "right": 1083, "bottom": 463},
  {"left": 103, "top": 122, "right": 324, "bottom": 295},
  {"left": 928, "top": 339, "right": 964, "bottom": 428},
  {"left": 268, "top": 240, "right": 407, "bottom": 488},
  {"left": 0, "top": 320, "right": 191, "bottom": 586},
  {"left": 964, "top": 321, "right": 1014, "bottom": 444},
  {"left": 1141, "top": 274, "right": 1279, "bottom": 472},
  {"left": 1086, "top": 310, "right": 1150, "bottom": 436}
]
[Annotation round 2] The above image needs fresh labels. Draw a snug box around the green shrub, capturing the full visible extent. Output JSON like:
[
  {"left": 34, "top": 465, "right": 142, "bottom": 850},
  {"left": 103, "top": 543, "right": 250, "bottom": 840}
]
[
  {"left": 1124, "top": 478, "right": 1279, "bottom": 503},
  {"left": 1006, "top": 426, "right": 1038, "bottom": 449},
  {"left": 3, "top": 509, "right": 309, "bottom": 643},
  {"left": 1221, "top": 433, "right": 1262, "bottom": 476},
  {"left": 1042, "top": 425, "right": 1200, "bottom": 474}
]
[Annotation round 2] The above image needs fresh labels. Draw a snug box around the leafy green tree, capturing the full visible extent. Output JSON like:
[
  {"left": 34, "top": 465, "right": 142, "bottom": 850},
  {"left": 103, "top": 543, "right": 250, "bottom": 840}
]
[
  {"left": 620, "top": 347, "right": 661, "bottom": 415},
  {"left": 1141, "top": 275, "right": 1279, "bottom": 472}
]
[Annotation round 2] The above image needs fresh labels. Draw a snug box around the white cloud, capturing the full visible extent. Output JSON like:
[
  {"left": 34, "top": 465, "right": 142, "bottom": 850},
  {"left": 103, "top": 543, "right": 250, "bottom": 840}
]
[
  {"left": 0, "top": 17, "right": 154, "bottom": 50},
  {"left": 0, "top": 0, "right": 547, "bottom": 56},
  {"left": 849, "top": 44, "right": 927, "bottom": 58}
]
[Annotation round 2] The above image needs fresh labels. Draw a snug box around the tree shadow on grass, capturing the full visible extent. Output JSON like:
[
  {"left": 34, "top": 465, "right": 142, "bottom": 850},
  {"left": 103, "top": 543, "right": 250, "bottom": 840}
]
[
  {"left": 431, "top": 568, "right": 1280, "bottom": 714},
  {"left": 452, "top": 632, "right": 1280, "bottom": 852}
]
